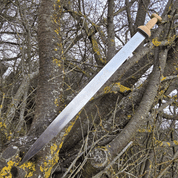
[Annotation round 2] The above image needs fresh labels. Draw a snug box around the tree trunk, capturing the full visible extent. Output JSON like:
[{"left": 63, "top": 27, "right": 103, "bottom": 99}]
[{"left": 29, "top": 0, "right": 64, "bottom": 137}]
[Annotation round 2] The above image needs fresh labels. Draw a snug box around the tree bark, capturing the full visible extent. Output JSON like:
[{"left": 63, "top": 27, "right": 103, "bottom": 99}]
[
  {"left": 107, "top": 0, "right": 116, "bottom": 61},
  {"left": 29, "top": 0, "right": 64, "bottom": 137},
  {"left": 135, "top": 0, "right": 150, "bottom": 28}
]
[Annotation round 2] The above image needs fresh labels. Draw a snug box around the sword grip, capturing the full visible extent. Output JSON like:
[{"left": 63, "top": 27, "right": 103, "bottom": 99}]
[{"left": 138, "top": 14, "right": 162, "bottom": 37}]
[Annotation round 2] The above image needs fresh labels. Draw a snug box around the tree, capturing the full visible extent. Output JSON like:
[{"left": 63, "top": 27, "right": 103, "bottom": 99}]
[{"left": 1, "top": 0, "right": 178, "bottom": 177}]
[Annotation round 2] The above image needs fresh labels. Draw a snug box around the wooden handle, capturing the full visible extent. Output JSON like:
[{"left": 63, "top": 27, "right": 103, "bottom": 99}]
[{"left": 138, "top": 14, "right": 162, "bottom": 37}]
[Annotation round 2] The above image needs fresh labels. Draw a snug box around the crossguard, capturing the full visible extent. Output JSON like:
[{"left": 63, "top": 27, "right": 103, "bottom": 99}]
[{"left": 138, "top": 14, "right": 162, "bottom": 37}]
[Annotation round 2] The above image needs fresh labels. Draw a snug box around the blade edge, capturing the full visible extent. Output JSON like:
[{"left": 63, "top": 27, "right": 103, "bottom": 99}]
[{"left": 20, "top": 32, "right": 145, "bottom": 164}]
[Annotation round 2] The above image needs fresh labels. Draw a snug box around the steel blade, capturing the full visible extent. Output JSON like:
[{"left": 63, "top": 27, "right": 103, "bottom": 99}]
[{"left": 20, "top": 32, "right": 145, "bottom": 165}]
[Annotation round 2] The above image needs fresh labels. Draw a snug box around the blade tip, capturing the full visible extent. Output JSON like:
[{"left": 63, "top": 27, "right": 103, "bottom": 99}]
[
  {"left": 19, "top": 158, "right": 27, "bottom": 166},
  {"left": 19, "top": 153, "right": 32, "bottom": 166}
]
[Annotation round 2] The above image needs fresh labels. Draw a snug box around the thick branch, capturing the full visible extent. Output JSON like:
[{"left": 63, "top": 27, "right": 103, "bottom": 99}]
[
  {"left": 107, "top": 0, "right": 116, "bottom": 61},
  {"left": 107, "top": 48, "right": 168, "bottom": 159}
]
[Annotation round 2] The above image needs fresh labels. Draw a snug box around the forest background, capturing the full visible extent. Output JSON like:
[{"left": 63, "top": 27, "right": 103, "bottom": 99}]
[{"left": 1, "top": 0, "right": 178, "bottom": 177}]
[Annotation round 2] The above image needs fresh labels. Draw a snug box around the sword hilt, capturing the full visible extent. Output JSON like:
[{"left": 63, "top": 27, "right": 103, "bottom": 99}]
[{"left": 138, "top": 14, "right": 162, "bottom": 37}]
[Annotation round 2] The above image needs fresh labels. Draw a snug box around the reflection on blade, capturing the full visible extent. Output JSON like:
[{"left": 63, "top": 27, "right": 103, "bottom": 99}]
[{"left": 20, "top": 32, "right": 145, "bottom": 165}]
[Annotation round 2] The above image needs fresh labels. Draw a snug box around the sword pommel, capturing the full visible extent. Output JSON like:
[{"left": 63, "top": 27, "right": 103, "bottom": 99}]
[{"left": 138, "top": 13, "right": 162, "bottom": 37}]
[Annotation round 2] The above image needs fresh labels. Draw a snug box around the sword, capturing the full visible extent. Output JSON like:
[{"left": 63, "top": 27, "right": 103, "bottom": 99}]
[{"left": 20, "top": 14, "right": 162, "bottom": 165}]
